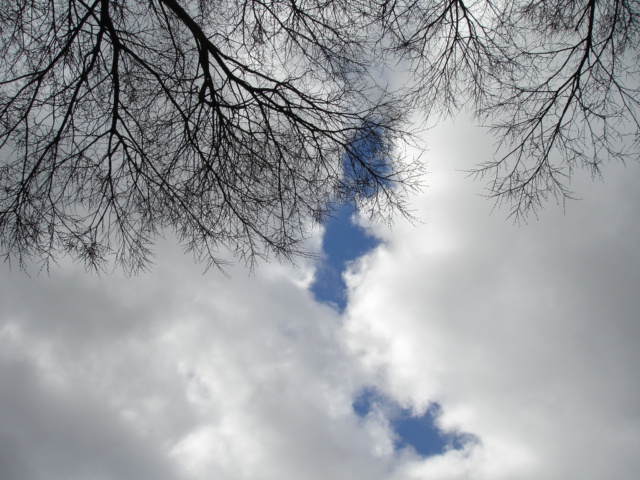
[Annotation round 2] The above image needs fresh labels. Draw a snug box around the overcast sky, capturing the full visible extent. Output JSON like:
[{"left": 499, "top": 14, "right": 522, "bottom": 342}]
[{"left": 2, "top": 116, "right": 640, "bottom": 480}]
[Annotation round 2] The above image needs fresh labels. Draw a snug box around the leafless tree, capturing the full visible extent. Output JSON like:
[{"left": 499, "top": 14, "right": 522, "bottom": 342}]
[
  {"left": 383, "top": 0, "right": 640, "bottom": 218},
  {"left": 1, "top": 0, "right": 639, "bottom": 272},
  {"left": 0, "top": 0, "right": 418, "bottom": 272},
  {"left": 486, "top": 0, "right": 640, "bottom": 217}
]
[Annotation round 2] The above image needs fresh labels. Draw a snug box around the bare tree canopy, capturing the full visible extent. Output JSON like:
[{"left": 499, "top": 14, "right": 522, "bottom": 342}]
[
  {"left": 1, "top": 0, "right": 639, "bottom": 271},
  {"left": 0, "top": 0, "right": 417, "bottom": 272},
  {"left": 388, "top": 0, "right": 640, "bottom": 215}
]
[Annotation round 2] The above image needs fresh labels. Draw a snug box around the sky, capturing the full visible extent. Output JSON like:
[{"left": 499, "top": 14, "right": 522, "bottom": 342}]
[{"left": 2, "top": 116, "right": 640, "bottom": 480}]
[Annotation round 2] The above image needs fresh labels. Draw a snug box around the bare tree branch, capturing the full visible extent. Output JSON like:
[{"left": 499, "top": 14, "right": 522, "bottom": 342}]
[
  {"left": 0, "top": 0, "right": 420, "bottom": 273},
  {"left": 2, "top": 0, "right": 639, "bottom": 272}
]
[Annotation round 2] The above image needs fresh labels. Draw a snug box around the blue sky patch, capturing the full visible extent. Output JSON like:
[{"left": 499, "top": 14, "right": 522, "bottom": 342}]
[
  {"left": 310, "top": 203, "right": 379, "bottom": 312},
  {"left": 352, "top": 388, "right": 453, "bottom": 457}
]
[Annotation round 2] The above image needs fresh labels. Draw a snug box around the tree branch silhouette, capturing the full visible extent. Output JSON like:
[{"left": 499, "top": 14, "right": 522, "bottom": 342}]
[{"left": 1, "top": 0, "right": 639, "bottom": 271}]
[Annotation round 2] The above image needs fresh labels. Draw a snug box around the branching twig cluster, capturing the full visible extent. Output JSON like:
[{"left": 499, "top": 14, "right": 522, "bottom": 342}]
[
  {"left": 1, "top": 0, "right": 639, "bottom": 271},
  {"left": 383, "top": 0, "right": 640, "bottom": 219},
  {"left": 0, "top": 0, "right": 418, "bottom": 272}
]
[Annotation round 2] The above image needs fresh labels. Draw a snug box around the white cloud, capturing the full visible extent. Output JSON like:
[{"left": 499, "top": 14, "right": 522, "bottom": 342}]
[
  {"left": 344, "top": 118, "right": 640, "bottom": 479},
  {"left": 0, "top": 244, "right": 394, "bottom": 480}
]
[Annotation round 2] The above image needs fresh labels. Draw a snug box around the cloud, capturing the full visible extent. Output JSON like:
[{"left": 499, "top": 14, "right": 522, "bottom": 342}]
[
  {"left": 0, "top": 244, "right": 395, "bottom": 480},
  {"left": 343, "top": 118, "right": 640, "bottom": 479}
]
